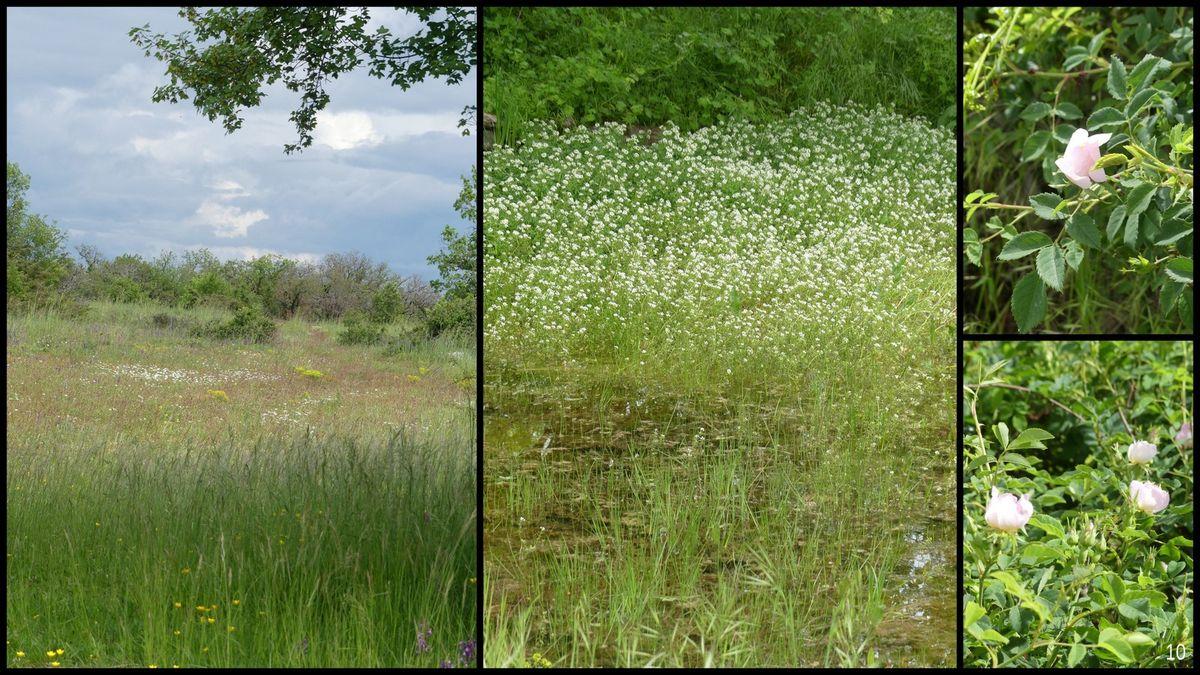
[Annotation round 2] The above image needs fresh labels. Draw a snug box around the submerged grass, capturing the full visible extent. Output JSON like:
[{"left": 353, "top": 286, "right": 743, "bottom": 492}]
[
  {"left": 6, "top": 302, "right": 476, "bottom": 668},
  {"left": 484, "top": 107, "right": 956, "bottom": 666}
]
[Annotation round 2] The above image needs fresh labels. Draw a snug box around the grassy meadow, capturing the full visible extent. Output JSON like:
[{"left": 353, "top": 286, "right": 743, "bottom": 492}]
[
  {"left": 6, "top": 302, "right": 476, "bottom": 668},
  {"left": 483, "top": 103, "right": 957, "bottom": 666}
]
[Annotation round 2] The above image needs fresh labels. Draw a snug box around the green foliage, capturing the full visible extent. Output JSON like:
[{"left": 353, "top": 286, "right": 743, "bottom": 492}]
[
  {"left": 336, "top": 312, "right": 385, "bottom": 346},
  {"left": 194, "top": 304, "right": 277, "bottom": 344},
  {"left": 963, "top": 341, "right": 1193, "bottom": 667},
  {"left": 130, "top": 7, "right": 476, "bottom": 154},
  {"left": 368, "top": 282, "right": 405, "bottom": 324},
  {"left": 963, "top": 7, "right": 1193, "bottom": 333},
  {"left": 6, "top": 162, "right": 72, "bottom": 304},
  {"left": 484, "top": 7, "right": 955, "bottom": 144},
  {"left": 427, "top": 170, "right": 477, "bottom": 301},
  {"left": 423, "top": 295, "right": 474, "bottom": 338}
]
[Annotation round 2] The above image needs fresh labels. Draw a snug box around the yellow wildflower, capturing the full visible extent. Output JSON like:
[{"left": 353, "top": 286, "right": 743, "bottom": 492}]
[
  {"left": 174, "top": 602, "right": 182, "bottom": 608},
  {"left": 56, "top": 649, "right": 64, "bottom": 655},
  {"left": 50, "top": 661, "right": 60, "bottom": 667},
  {"left": 15, "top": 651, "right": 25, "bottom": 658},
  {"left": 407, "top": 374, "right": 421, "bottom": 382},
  {"left": 207, "top": 389, "right": 229, "bottom": 402},
  {"left": 232, "top": 599, "right": 240, "bottom": 606},
  {"left": 227, "top": 626, "right": 235, "bottom": 632},
  {"left": 46, "top": 651, "right": 56, "bottom": 657},
  {"left": 173, "top": 630, "right": 181, "bottom": 636},
  {"left": 181, "top": 567, "right": 190, "bottom": 575}
]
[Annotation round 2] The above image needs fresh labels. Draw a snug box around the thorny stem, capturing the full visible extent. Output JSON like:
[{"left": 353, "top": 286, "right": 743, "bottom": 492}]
[{"left": 976, "top": 382, "right": 1086, "bottom": 422}]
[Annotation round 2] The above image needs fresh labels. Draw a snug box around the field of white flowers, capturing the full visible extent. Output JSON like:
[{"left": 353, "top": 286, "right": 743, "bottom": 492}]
[{"left": 484, "top": 104, "right": 957, "bottom": 666}]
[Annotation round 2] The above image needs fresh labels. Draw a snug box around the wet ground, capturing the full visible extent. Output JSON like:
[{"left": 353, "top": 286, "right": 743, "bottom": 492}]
[{"left": 484, "top": 379, "right": 956, "bottom": 666}]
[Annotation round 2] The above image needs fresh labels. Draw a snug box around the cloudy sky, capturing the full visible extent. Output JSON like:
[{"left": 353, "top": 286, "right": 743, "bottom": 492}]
[{"left": 5, "top": 7, "right": 475, "bottom": 281}]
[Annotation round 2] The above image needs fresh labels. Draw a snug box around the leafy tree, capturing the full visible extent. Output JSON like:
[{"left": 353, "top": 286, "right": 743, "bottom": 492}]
[
  {"left": 7, "top": 162, "right": 72, "bottom": 301},
  {"left": 427, "top": 170, "right": 476, "bottom": 300},
  {"left": 130, "top": 7, "right": 476, "bottom": 154}
]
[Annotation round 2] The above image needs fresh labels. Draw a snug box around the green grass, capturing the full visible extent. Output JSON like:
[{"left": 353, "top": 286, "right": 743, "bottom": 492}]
[
  {"left": 484, "top": 6, "right": 956, "bottom": 145},
  {"left": 6, "top": 302, "right": 477, "bottom": 668},
  {"left": 484, "top": 107, "right": 956, "bottom": 666}
]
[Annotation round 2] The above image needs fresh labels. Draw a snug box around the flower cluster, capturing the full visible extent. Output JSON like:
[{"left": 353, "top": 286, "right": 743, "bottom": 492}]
[{"left": 484, "top": 103, "right": 954, "bottom": 392}]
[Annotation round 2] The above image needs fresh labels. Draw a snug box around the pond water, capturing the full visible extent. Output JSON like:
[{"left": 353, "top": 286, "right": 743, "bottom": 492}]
[{"left": 485, "top": 380, "right": 956, "bottom": 666}]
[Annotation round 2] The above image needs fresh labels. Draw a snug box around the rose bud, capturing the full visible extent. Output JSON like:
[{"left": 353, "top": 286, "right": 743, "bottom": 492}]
[
  {"left": 1130, "top": 480, "right": 1170, "bottom": 514},
  {"left": 1176, "top": 422, "right": 1192, "bottom": 449},
  {"left": 1127, "top": 440, "right": 1158, "bottom": 464},
  {"left": 1055, "top": 128, "right": 1112, "bottom": 189},
  {"left": 985, "top": 487, "right": 1034, "bottom": 533}
]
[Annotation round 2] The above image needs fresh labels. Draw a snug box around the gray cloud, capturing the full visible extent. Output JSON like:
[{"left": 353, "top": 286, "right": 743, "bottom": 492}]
[{"left": 5, "top": 6, "right": 475, "bottom": 280}]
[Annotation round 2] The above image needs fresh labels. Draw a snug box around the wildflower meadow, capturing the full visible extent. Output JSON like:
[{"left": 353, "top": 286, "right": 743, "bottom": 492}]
[
  {"left": 6, "top": 302, "right": 476, "bottom": 668},
  {"left": 484, "top": 43, "right": 957, "bottom": 665},
  {"left": 963, "top": 340, "right": 1193, "bottom": 667}
]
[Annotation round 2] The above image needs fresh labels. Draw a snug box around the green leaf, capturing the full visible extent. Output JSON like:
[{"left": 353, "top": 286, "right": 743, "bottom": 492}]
[
  {"left": 975, "top": 628, "right": 1009, "bottom": 645},
  {"left": 1029, "top": 192, "right": 1066, "bottom": 220},
  {"left": 1054, "top": 101, "right": 1083, "bottom": 120},
  {"left": 1009, "top": 427, "right": 1054, "bottom": 450},
  {"left": 1028, "top": 513, "right": 1064, "bottom": 538},
  {"left": 964, "top": 228, "right": 982, "bottom": 266},
  {"left": 1020, "top": 542, "right": 1063, "bottom": 564},
  {"left": 1011, "top": 273, "right": 1047, "bottom": 333},
  {"left": 1064, "top": 240, "right": 1084, "bottom": 270},
  {"left": 964, "top": 601, "right": 986, "bottom": 628},
  {"left": 1106, "top": 205, "right": 1127, "bottom": 241},
  {"left": 1124, "top": 212, "right": 1140, "bottom": 248},
  {"left": 1067, "top": 213, "right": 1101, "bottom": 249},
  {"left": 1125, "top": 632, "right": 1154, "bottom": 647},
  {"left": 993, "top": 422, "right": 1010, "bottom": 449},
  {"left": 1020, "top": 101, "right": 1053, "bottom": 121},
  {"left": 1124, "top": 183, "right": 1157, "bottom": 217},
  {"left": 1099, "top": 572, "right": 1126, "bottom": 603},
  {"left": 1126, "top": 54, "right": 1169, "bottom": 93},
  {"left": 1164, "top": 257, "right": 1192, "bottom": 284},
  {"left": 1087, "top": 106, "right": 1125, "bottom": 129},
  {"left": 999, "top": 231, "right": 1053, "bottom": 260},
  {"left": 1124, "top": 87, "right": 1158, "bottom": 118},
  {"left": 1093, "top": 152, "right": 1127, "bottom": 170},
  {"left": 1097, "top": 628, "right": 1135, "bottom": 664},
  {"left": 1156, "top": 219, "right": 1193, "bottom": 245},
  {"left": 1022, "top": 130, "right": 1052, "bottom": 161},
  {"left": 1106, "top": 55, "right": 1127, "bottom": 99},
  {"left": 1037, "top": 245, "right": 1066, "bottom": 291},
  {"left": 1068, "top": 643, "right": 1087, "bottom": 667}
]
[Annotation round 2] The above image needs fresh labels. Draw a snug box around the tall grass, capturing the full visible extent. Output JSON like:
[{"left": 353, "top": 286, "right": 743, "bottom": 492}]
[{"left": 6, "top": 303, "right": 476, "bottom": 668}]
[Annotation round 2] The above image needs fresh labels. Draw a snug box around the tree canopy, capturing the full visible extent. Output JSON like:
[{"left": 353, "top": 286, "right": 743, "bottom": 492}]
[{"left": 131, "top": 7, "right": 476, "bottom": 153}]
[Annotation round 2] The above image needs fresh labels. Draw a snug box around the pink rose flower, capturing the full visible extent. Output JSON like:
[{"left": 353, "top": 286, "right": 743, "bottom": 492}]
[
  {"left": 1130, "top": 480, "right": 1170, "bottom": 514},
  {"left": 985, "top": 487, "right": 1034, "bottom": 533},
  {"left": 1055, "top": 128, "right": 1112, "bottom": 189},
  {"left": 1127, "top": 440, "right": 1157, "bottom": 464},
  {"left": 1175, "top": 422, "right": 1192, "bottom": 448}
]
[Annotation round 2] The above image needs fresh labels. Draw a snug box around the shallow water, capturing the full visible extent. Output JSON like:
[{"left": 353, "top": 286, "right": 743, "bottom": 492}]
[{"left": 485, "top": 381, "right": 956, "bottom": 666}]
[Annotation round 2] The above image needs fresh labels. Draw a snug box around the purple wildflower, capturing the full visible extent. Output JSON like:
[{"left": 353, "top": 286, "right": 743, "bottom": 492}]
[
  {"left": 439, "top": 660, "right": 454, "bottom": 668},
  {"left": 416, "top": 620, "right": 432, "bottom": 653},
  {"left": 458, "top": 639, "right": 477, "bottom": 665}
]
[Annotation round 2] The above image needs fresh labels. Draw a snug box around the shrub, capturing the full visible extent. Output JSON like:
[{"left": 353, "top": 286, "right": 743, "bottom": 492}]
[
  {"left": 368, "top": 282, "right": 406, "bottom": 324},
  {"left": 423, "top": 294, "right": 475, "bottom": 338},
  {"left": 337, "top": 313, "right": 385, "bottom": 346},
  {"left": 193, "top": 305, "right": 277, "bottom": 343}
]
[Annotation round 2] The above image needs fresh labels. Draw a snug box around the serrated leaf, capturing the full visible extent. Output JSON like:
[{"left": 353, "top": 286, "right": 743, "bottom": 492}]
[
  {"left": 1124, "top": 183, "right": 1156, "bottom": 217},
  {"left": 1020, "top": 101, "right": 1053, "bottom": 121},
  {"left": 1124, "top": 87, "right": 1158, "bottom": 118},
  {"left": 1064, "top": 240, "right": 1084, "bottom": 270},
  {"left": 1106, "top": 205, "right": 1127, "bottom": 241},
  {"left": 1037, "top": 245, "right": 1066, "bottom": 291},
  {"left": 1087, "top": 106, "right": 1125, "bottom": 129},
  {"left": 964, "top": 228, "right": 982, "bottom": 266},
  {"left": 1165, "top": 257, "right": 1192, "bottom": 284},
  {"left": 1156, "top": 219, "right": 1193, "bottom": 245},
  {"left": 1028, "top": 513, "right": 1064, "bottom": 538},
  {"left": 999, "top": 231, "right": 1053, "bottom": 260},
  {"left": 1012, "top": 273, "right": 1047, "bottom": 333},
  {"left": 1068, "top": 643, "right": 1087, "bottom": 667},
  {"left": 1022, "top": 130, "right": 1052, "bottom": 161},
  {"left": 1029, "top": 192, "right": 1066, "bottom": 220},
  {"left": 1127, "top": 54, "right": 1169, "bottom": 93},
  {"left": 964, "top": 601, "right": 986, "bottom": 628},
  {"left": 1124, "top": 212, "right": 1139, "bottom": 248},
  {"left": 1107, "top": 55, "right": 1127, "bottom": 99},
  {"left": 1067, "top": 213, "right": 1101, "bottom": 249},
  {"left": 993, "top": 421, "right": 1010, "bottom": 449},
  {"left": 1009, "top": 427, "right": 1054, "bottom": 450},
  {"left": 1054, "top": 101, "right": 1083, "bottom": 120}
]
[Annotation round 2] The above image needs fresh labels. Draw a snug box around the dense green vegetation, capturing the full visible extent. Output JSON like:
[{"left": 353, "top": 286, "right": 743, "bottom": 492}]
[
  {"left": 963, "top": 7, "right": 1193, "bottom": 334},
  {"left": 963, "top": 341, "right": 1192, "bottom": 667},
  {"left": 6, "top": 162, "right": 475, "bottom": 340},
  {"left": 483, "top": 6, "right": 955, "bottom": 145}
]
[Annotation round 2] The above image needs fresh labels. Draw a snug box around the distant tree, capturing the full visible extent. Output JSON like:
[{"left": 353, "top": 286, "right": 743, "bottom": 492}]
[
  {"left": 130, "top": 7, "right": 476, "bottom": 154},
  {"left": 7, "top": 162, "right": 72, "bottom": 301}
]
